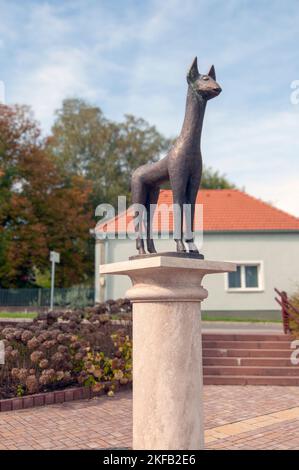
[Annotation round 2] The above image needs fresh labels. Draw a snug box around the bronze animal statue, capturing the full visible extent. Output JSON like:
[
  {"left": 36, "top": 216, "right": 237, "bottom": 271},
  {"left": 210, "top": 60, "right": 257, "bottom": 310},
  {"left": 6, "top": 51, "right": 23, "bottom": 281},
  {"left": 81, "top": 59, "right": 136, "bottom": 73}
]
[{"left": 131, "top": 57, "right": 222, "bottom": 255}]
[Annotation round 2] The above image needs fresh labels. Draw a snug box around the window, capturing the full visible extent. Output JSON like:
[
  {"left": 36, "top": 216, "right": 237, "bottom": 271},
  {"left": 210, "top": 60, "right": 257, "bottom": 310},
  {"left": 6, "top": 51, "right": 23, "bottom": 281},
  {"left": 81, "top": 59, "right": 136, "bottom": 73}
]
[
  {"left": 245, "top": 265, "right": 258, "bottom": 288},
  {"left": 227, "top": 262, "right": 263, "bottom": 291},
  {"left": 228, "top": 265, "right": 241, "bottom": 288}
]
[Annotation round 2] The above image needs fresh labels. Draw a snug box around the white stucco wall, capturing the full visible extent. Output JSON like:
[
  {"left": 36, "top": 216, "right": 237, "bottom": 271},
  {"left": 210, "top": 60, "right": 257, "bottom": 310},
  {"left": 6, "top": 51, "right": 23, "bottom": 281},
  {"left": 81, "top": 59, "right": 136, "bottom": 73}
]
[{"left": 97, "top": 232, "right": 299, "bottom": 316}]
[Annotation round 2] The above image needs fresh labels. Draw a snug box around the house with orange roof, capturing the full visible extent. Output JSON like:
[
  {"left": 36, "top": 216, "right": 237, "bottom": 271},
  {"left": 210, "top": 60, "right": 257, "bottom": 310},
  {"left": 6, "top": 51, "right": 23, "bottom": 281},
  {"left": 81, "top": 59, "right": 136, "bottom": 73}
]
[{"left": 94, "top": 189, "right": 299, "bottom": 320}]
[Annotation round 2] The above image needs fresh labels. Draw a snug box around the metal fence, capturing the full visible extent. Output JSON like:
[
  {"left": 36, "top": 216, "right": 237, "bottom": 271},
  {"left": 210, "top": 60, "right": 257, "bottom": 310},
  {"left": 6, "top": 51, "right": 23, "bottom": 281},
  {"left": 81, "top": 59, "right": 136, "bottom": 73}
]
[{"left": 0, "top": 287, "right": 95, "bottom": 309}]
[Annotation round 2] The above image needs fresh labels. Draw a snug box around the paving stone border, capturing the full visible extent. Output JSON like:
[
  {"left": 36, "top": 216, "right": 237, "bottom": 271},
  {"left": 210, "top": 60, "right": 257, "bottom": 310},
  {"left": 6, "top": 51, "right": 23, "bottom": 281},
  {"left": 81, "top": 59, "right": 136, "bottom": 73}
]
[{"left": 0, "top": 382, "right": 132, "bottom": 413}]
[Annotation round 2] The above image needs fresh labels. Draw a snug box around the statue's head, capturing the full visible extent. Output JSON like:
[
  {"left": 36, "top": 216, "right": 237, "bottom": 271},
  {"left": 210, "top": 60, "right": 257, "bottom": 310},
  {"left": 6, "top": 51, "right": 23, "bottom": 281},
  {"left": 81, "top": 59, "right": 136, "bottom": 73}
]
[{"left": 187, "top": 57, "right": 222, "bottom": 100}]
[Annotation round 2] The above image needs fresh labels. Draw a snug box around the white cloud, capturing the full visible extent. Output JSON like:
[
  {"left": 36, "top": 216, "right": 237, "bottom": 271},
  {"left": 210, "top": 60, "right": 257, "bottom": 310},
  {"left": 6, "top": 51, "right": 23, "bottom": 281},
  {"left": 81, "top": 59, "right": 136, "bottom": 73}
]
[
  {"left": 11, "top": 47, "right": 100, "bottom": 130},
  {"left": 25, "top": 2, "right": 71, "bottom": 43},
  {"left": 203, "top": 107, "right": 299, "bottom": 216},
  {"left": 0, "top": 80, "right": 5, "bottom": 103}
]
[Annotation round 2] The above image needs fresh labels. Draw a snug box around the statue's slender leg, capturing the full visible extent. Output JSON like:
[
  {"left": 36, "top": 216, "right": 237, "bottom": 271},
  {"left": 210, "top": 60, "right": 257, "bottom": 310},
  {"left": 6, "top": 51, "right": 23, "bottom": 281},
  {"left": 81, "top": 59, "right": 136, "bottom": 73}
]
[
  {"left": 185, "top": 179, "right": 200, "bottom": 253},
  {"left": 131, "top": 171, "right": 147, "bottom": 255},
  {"left": 146, "top": 187, "right": 159, "bottom": 253},
  {"left": 136, "top": 235, "right": 146, "bottom": 255},
  {"left": 172, "top": 195, "right": 186, "bottom": 253},
  {"left": 133, "top": 206, "right": 146, "bottom": 255}
]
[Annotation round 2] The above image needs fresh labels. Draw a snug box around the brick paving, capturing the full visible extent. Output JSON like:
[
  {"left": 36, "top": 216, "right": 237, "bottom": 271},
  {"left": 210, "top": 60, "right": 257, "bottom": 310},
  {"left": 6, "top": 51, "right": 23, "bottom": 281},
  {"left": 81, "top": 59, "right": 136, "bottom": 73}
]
[
  {"left": 205, "top": 418, "right": 299, "bottom": 450},
  {"left": 1, "top": 386, "right": 299, "bottom": 450},
  {"left": 204, "top": 385, "right": 299, "bottom": 428}
]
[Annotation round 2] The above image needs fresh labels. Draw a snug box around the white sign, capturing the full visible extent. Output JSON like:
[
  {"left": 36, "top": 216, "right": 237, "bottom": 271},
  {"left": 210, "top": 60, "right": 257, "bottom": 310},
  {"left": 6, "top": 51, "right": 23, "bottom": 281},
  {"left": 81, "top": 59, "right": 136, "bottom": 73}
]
[
  {"left": 50, "top": 251, "right": 60, "bottom": 263},
  {"left": 0, "top": 340, "right": 4, "bottom": 365}
]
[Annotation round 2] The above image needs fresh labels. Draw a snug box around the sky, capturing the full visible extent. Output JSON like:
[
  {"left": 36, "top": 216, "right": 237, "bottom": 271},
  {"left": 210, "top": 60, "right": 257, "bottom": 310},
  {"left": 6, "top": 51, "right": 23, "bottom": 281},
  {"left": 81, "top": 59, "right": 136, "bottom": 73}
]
[{"left": 0, "top": 0, "right": 299, "bottom": 216}]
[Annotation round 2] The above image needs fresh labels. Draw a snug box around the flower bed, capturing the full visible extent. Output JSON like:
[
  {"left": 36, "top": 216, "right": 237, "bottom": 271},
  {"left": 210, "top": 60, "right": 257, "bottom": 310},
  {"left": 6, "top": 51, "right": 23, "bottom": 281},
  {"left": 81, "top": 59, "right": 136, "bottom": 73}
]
[{"left": 0, "top": 301, "right": 132, "bottom": 400}]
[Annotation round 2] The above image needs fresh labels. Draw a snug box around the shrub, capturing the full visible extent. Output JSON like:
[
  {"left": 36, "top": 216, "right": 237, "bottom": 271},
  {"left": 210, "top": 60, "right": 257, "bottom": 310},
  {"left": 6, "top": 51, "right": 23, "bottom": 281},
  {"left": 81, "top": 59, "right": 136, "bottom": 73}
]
[
  {"left": 79, "top": 331, "right": 132, "bottom": 395},
  {"left": 0, "top": 302, "right": 132, "bottom": 399},
  {"left": 289, "top": 289, "right": 299, "bottom": 336}
]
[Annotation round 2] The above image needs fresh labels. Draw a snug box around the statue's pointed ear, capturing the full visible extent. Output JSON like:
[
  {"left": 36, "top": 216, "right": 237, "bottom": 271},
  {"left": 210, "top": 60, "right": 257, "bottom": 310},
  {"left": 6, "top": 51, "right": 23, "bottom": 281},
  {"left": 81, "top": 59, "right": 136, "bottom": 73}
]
[
  {"left": 208, "top": 65, "right": 216, "bottom": 80},
  {"left": 187, "top": 57, "right": 199, "bottom": 83}
]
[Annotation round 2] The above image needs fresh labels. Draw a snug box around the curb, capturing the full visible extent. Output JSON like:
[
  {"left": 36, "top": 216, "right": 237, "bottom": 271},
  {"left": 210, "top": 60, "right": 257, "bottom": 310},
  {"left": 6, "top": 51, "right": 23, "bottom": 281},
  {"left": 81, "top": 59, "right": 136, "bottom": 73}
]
[{"left": 0, "top": 382, "right": 132, "bottom": 413}]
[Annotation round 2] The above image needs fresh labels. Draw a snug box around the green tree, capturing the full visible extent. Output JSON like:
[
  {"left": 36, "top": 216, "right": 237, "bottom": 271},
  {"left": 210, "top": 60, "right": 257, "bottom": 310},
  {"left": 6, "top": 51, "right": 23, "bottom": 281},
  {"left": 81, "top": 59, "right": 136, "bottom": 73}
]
[
  {"left": 47, "top": 98, "right": 171, "bottom": 209},
  {"left": 201, "top": 166, "right": 235, "bottom": 189}
]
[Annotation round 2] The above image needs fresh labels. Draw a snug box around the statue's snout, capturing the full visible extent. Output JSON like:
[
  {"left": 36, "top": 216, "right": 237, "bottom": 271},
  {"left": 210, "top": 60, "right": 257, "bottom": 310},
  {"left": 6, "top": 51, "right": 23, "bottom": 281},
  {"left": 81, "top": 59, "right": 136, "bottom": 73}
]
[{"left": 213, "top": 85, "right": 222, "bottom": 95}]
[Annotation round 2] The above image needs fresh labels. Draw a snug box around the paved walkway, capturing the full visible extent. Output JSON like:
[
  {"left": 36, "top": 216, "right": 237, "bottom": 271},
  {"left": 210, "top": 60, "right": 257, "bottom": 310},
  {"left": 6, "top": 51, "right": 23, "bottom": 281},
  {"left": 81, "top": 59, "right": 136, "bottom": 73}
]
[{"left": 1, "top": 386, "right": 299, "bottom": 450}]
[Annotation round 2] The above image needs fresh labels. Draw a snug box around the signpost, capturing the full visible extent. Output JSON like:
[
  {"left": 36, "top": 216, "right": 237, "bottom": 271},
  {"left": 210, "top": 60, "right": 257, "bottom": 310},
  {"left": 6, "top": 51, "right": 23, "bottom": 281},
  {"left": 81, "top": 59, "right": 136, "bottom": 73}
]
[
  {"left": 50, "top": 251, "right": 60, "bottom": 310},
  {"left": 0, "top": 340, "right": 4, "bottom": 365}
]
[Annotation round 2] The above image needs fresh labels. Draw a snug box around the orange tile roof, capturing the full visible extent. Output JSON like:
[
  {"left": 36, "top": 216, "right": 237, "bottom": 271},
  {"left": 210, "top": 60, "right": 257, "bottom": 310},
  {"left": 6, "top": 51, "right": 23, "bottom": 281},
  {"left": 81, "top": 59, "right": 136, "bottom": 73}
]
[{"left": 95, "top": 189, "right": 299, "bottom": 234}]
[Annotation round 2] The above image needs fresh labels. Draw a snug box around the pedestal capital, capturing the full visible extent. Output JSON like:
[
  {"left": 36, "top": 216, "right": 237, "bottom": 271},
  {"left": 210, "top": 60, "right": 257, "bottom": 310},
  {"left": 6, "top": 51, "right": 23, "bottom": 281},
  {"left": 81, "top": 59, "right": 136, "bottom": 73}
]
[{"left": 101, "top": 256, "right": 236, "bottom": 303}]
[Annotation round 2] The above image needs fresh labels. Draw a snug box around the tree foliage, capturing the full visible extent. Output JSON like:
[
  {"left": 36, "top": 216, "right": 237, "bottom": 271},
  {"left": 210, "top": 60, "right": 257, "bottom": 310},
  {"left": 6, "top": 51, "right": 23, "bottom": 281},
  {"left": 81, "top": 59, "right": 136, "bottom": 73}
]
[
  {"left": 0, "top": 104, "right": 92, "bottom": 288},
  {"left": 46, "top": 98, "right": 171, "bottom": 209},
  {"left": 201, "top": 166, "right": 235, "bottom": 190}
]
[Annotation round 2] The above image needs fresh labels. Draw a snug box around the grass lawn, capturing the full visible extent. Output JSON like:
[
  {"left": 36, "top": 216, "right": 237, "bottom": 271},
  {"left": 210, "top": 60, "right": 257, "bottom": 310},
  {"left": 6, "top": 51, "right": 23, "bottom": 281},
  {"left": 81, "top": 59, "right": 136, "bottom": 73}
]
[
  {"left": 202, "top": 315, "right": 281, "bottom": 323},
  {"left": 0, "top": 311, "right": 282, "bottom": 323},
  {"left": 0, "top": 312, "right": 38, "bottom": 319}
]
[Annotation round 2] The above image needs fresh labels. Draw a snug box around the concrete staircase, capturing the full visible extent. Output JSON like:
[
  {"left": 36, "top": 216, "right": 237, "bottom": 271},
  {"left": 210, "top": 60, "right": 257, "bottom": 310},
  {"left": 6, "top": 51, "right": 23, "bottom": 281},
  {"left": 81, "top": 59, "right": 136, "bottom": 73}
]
[{"left": 202, "top": 332, "right": 299, "bottom": 385}]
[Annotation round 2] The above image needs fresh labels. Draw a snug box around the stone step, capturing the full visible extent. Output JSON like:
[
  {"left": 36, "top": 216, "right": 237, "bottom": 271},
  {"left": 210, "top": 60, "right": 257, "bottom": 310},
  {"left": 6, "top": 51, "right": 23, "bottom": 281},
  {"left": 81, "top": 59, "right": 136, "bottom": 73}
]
[
  {"left": 203, "top": 366, "right": 299, "bottom": 377},
  {"left": 202, "top": 333, "right": 299, "bottom": 385},
  {"left": 203, "top": 375, "right": 299, "bottom": 386},
  {"left": 203, "top": 348, "right": 293, "bottom": 358},
  {"left": 202, "top": 333, "right": 292, "bottom": 342},
  {"left": 203, "top": 357, "right": 294, "bottom": 367},
  {"left": 203, "top": 340, "right": 291, "bottom": 350}
]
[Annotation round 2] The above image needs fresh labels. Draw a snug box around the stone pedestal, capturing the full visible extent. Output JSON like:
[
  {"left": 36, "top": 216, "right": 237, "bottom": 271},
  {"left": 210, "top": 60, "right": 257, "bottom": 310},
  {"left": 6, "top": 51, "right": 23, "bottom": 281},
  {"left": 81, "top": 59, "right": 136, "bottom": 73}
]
[{"left": 101, "top": 256, "right": 236, "bottom": 450}]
